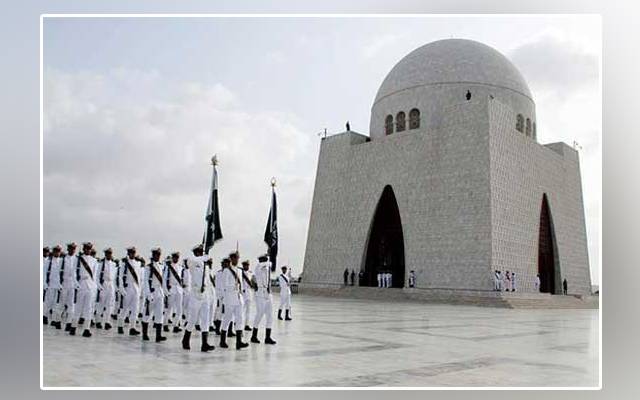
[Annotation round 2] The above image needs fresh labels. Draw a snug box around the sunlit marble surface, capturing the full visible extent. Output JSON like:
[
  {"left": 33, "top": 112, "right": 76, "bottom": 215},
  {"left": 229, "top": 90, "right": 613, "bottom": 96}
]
[{"left": 43, "top": 295, "right": 599, "bottom": 387}]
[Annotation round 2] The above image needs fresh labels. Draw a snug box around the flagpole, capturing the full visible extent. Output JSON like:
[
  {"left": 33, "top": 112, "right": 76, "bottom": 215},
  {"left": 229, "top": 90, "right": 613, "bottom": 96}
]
[
  {"left": 269, "top": 177, "right": 276, "bottom": 290},
  {"left": 203, "top": 154, "right": 220, "bottom": 255}
]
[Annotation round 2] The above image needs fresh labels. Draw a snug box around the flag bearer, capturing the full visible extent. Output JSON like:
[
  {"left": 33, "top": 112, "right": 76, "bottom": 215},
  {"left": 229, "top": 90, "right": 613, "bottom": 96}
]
[{"left": 250, "top": 254, "right": 276, "bottom": 345}]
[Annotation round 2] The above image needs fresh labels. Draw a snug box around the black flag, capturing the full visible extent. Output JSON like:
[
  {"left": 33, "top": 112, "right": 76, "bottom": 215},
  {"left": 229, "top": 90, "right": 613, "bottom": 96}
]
[
  {"left": 264, "top": 184, "right": 278, "bottom": 272},
  {"left": 203, "top": 160, "right": 223, "bottom": 253}
]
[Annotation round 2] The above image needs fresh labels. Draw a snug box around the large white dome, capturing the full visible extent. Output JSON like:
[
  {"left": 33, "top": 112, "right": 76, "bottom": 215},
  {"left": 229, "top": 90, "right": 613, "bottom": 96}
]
[{"left": 370, "top": 39, "right": 536, "bottom": 139}]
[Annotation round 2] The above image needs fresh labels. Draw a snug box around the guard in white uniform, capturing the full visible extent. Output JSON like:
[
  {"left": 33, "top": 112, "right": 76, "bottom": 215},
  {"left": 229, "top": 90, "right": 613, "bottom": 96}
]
[
  {"left": 163, "top": 251, "right": 185, "bottom": 333},
  {"left": 69, "top": 242, "right": 98, "bottom": 337},
  {"left": 42, "top": 246, "right": 50, "bottom": 323},
  {"left": 212, "top": 263, "right": 225, "bottom": 335},
  {"left": 43, "top": 245, "right": 63, "bottom": 328},
  {"left": 377, "top": 272, "right": 382, "bottom": 288},
  {"left": 205, "top": 257, "right": 217, "bottom": 333},
  {"left": 224, "top": 252, "right": 243, "bottom": 336},
  {"left": 117, "top": 246, "right": 144, "bottom": 336},
  {"left": 504, "top": 271, "right": 512, "bottom": 292},
  {"left": 60, "top": 242, "right": 79, "bottom": 331},
  {"left": 180, "top": 244, "right": 215, "bottom": 352},
  {"left": 250, "top": 254, "right": 277, "bottom": 345},
  {"left": 534, "top": 274, "right": 541, "bottom": 292},
  {"left": 219, "top": 255, "right": 249, "bottom": 349},
  {"left": 142, "top": 247, "right": 167, "bottom": 342},
  {"left": 408, "top": 270, "right": 416, "bottom": 288},
  {"left": 278, "top": 266, "right": 292, "bottom": 321},
  {"left": 240, "top": 260, "right": 255, "bottom": 331},
  {"left": 494, "top": 270, "right": 501, "bottom": 291},
  {"left": 95, "top": 247, "right": 118, "bottom": 330}
]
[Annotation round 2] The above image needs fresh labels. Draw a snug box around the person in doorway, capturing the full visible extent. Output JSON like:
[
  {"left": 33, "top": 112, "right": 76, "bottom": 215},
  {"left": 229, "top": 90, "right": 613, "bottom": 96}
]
[
  {"left": 408, "top": 270, "right": 416, "bottom": 288},
  {"left": 358, "top": 270, "right": 364, "bottom": 286},
  {"left": 350, "top": 269, "right": 355, "bottom": 286},
  {"left": 534, "top": 274, "right": 541, "bottom": 292},
  {"left": 563, "top": 278, "right": 568, "bottom": 295},
  {"left": 343, "top": 268, "right": 349, "bottom": 286}
]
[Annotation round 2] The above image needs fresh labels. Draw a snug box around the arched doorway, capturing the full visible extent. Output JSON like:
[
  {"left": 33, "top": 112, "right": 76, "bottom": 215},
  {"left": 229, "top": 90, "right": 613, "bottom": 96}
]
[
  {"left": 538, "top": 194, "right": 559, "bottom": 294},
  {"left": 362, "top": 185, "right": 405, "bottom": 288}
]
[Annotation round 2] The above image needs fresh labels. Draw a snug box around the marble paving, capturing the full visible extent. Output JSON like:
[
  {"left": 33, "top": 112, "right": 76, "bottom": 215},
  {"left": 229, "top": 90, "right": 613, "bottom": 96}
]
[{"left": 42, "top": 295, "right": 599, "bottom": 387}]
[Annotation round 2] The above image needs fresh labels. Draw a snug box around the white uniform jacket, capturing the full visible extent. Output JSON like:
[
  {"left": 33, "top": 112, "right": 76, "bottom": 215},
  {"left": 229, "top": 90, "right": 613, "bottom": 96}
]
[
  {"left": 254, "top": 262, "right": 272, "bottom": 299},
  {"left": 278, "top": 273, "right": 291, "bottom": 296},
  {"left": 185, "top": 255, "right": 212, "bottom": 300},
  {"left": 76, "top": 254, "right": 98, "bottom": 292},
  {"left": 144, "top": 261, "right": 166, "bottom": 299},
  {"left": 120, "top": 257, "right": 143, "bottom": 294},
  {"left": 60, "top": 254, "right": 79, "bottom": 289},
  {"left": 221, "top": 267, "right": 243, "bottom": 307},
  {"left": 163, "top": 260, "right": 184, "bottom": 295}
]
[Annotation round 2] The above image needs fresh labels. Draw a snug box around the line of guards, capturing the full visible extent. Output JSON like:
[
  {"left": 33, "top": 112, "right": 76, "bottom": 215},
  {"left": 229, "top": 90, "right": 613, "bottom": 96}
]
[{"left": 42, "top": 241, "right": 294, "bottom": 352}]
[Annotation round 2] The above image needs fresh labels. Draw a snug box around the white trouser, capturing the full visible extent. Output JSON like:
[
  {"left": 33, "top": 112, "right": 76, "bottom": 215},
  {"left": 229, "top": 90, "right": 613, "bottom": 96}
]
[
  {"left": 279, "top": 292, "right": 291, "bottom": 310},
  {"left": 182, "top": 292, "right": 191, "bottom": 320},
  {"left": 243, "top": 295, "right": 252, "bottom": 327},
  {"left": 142, "top": 293, "right": 164, "bottom": 324},
  {"left": 221, "top": 303, "right": 243, "bottom": 332},
  {"left": 44, "top": 288, "right": 61, "bottom": 320},
  {"left": 253, "top": 295, "right": 273, "bottom": 329},
  {"left": 494, "top": 278, "right": 500, "bottom": 291},
  {"left": 60, "top": 287, "right": 76, "bottom": 323},
  {"left": 118, "top": 287, "right": 141, "bottom": 328},
  {"left": 185, "top": 294, "right": 210, "bottom": 331},
  {"left": 166, "top": 291, "right": 183, "bottom": 325},
  {"left": 207, "top": 296, "right": 215, "bottom": 327},
  {"left": 73, "top": 288, "right": 95, "bottom": 330},
  {"left": 213, "top": 296, "right": 223, "bottom": 321},
  {"left": 96, "top": 285, "right": 115, "bottom": 323}
]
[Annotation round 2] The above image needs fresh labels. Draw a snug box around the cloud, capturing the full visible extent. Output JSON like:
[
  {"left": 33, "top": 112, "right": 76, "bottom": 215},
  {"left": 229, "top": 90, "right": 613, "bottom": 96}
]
[
  {"left": 509, "top": 34, "right": 599, "bottom": 95},
  {"left": 43, "top": 68, "right": 316, "bottom": 273}
]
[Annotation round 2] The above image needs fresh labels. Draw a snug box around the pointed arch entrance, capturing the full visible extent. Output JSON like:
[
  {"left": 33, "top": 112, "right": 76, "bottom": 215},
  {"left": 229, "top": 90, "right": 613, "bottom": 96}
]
[
  {"left": 538, "top": 194, "right": 559, "bottom": 294},
  {"left": 362, "top": 185, "right": 405, "bottom": 288}
]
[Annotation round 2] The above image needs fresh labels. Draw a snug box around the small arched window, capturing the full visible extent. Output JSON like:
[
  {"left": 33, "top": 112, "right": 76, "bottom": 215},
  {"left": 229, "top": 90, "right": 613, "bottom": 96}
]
[
  {"left": 396, "top": 112, "right": 406, "bottom": 132},
  {"left": 525, "top": 118, "right": 531, "bottom": 137},
  {"left": 516, "top": 114, "right": 524, "bottom": 133},
  {"left": 409, "top": 108, "right": 420, "bottom": 129},
  {"left": 385, "top": 115, "right": 394, "bottom": 135},
  {"left": 532, "top": 122, "right": 537, "bottom": 139}
]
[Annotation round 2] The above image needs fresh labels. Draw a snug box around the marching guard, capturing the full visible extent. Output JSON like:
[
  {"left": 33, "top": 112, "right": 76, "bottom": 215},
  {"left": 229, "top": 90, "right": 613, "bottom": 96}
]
[
  {"left": 181, "top": 244, "right": 216, "bottom": 352},
  {"left": 241, "top": 259, "right": 255, "bottom": 331},
  {"left": 141, "top": 247, "right": 167, "bottom": 342},
  {"left": 250, "top": 254, "right": 276, "bottom": 344},
  {"left": 68, "top": 242, "right": 98, "bottom": 337},
  {"left": 43, "top": 245, "right": 63, "bottom": 328},
  {"left": 220, "top": 254, "right": 249, "bottom": 349},
  {"left": 95, "top": 247, "right": 117, "bottom": 330},
  {"left": 277, "top": 266, "right": 292, "bottom": 321},
  {"left": 163, "top": 251, "right": 185, "bottom": 333},
  {"left": 117, "top": 246, "right": 144, "bottom": 336}
]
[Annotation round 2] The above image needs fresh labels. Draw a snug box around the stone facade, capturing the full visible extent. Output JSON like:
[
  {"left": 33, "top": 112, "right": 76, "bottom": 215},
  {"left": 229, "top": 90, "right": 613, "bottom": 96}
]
[{"left": 301, "top": 39, "right": 591, "bottom": 295}]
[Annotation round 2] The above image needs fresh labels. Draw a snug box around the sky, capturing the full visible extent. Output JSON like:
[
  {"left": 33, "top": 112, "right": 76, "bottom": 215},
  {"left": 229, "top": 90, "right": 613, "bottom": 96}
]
[{"left": 43, "top": 15, "right": 601, "bottom": 283}]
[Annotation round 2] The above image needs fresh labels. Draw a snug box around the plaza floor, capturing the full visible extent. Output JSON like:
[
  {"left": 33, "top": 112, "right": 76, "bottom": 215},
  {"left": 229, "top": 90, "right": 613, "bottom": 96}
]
[{"left": 42, "top": 294, "right": 599, "bottom": 387}]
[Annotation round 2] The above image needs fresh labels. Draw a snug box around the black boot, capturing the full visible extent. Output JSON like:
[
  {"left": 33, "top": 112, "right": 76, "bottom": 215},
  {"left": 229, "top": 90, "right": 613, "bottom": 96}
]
[
  {"left": 125, "top": 316, "right": 130, "bottom": 324},
  {"left": 69, "top": 326, "right": 76, "bottom": 336},
  {"left": 104, "top": 322, "right": 112, "bottom": 330},
  {"left": 208, "top": 325, "right": 214, "bottom": 332},
  {"left": 129, "top": 327, "right": 140, "bottom": 336},
  {"left": 96, "top": 322, "right": 103, "bottom": 329},
  {"left": 155, "top": 323, "right": 167, "bottom": 342},
  {"left": 285, "top": 310, "right": 292, "bottom": 321},
  {"left": 118, "top": 326, "right": 124, "bottom": 334},
  {"left": 54, "top": 321, "right": 62, "bottom": 330},
  {"left": 195, "top": 324, "right": 201, "bottom": 332},
  {"left": 141, "top": 322, "right": 150, "bottom": 341},
  {"left": 82, "top": 329, "right": 92, "bottom": 338},
  {"left": 250, "top": 327, "right": 260, "bottom": 344},
  {"left": 78, "top": 317, "right": 85, "bottom": 326},
  {"left": 163, "top": 325, "right": 170, "bottom": 333},
  {"left": 43, "top": 316, "right": 48, "bottom": 325},
  {"left": 201, "top": 332, "right": 215, "bottom": 352},
  {"left": 235, "top": 330, "right": 249, "bottom": 350},
  {"left": 64, "top": 323, "right": 72, "bottom": 332},
  {"left": 244, "top": 325, "right": 252, "bottom": 331},
  {"left": 90, "top": 320, "right": 95, "bottom": 328},
  {"left": 278, "top": 309, "right": 283, "bottom": 320},
  {"left": 182, "top": 330, "right": 191, "bottom": 350},
  {"left": 219, "top": 330, "right": 229, "bottom": 348},
  {"left": 227, "top": 322, "right": 235, "bottom": 337},
  {"left": 265, "top": 328, "right": 276, "bottom": 345},
  {"left": 213, "top": 320, "right": 221, "bottom": 335},
  {"left": 173, "top": 326, "right": 182, "bottom": 333}
]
